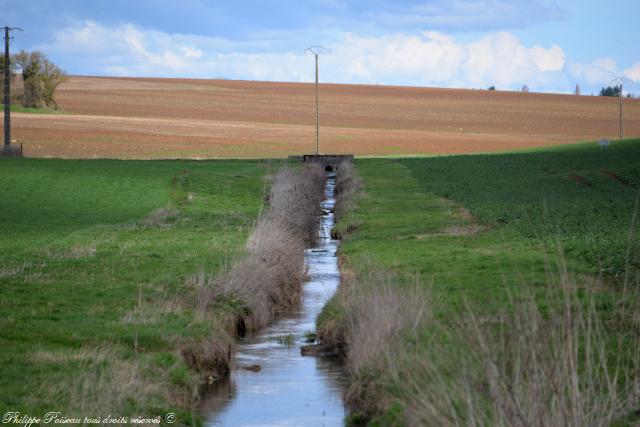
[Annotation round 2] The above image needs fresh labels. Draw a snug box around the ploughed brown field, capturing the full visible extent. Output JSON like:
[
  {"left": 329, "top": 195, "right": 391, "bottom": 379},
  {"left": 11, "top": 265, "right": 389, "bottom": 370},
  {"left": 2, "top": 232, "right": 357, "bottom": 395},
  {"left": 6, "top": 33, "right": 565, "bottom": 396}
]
[{"left": 6, "top": 76, "right": 640, "bottom": 159}]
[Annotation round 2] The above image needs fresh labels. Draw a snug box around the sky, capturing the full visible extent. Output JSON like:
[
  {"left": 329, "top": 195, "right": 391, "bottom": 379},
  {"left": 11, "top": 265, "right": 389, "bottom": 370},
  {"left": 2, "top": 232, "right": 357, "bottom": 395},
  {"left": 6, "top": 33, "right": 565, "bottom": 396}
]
[{"left": 2, "top": 0, "right": 640, "bottom": 94}]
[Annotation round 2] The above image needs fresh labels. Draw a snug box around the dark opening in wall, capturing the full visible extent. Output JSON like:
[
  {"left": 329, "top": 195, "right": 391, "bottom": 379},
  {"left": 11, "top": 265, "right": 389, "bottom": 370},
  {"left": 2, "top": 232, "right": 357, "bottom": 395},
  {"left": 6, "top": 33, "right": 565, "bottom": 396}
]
[{"left": 325, "top": 165, "right": 333, "bottom": 172}]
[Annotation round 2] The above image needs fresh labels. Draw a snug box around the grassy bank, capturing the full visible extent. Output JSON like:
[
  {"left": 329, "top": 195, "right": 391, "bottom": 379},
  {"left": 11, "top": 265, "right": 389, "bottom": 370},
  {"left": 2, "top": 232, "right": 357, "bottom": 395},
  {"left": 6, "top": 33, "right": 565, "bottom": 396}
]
[
  {"left": 0, "top": 158, "right": 277, "bottom": 423},
  {"left": 321, "top": 140, "right": 640, "bottom": 424}
]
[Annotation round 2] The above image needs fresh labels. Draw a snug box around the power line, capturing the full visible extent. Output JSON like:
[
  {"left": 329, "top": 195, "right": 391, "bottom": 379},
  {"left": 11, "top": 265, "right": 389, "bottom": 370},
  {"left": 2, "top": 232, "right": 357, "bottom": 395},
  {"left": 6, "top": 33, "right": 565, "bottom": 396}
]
[
  {"left": 3, "top": 26, "right": 23, "bottom": 156},
  {"left": 305, "top": 46, "right": 329, "bottom": 155}
]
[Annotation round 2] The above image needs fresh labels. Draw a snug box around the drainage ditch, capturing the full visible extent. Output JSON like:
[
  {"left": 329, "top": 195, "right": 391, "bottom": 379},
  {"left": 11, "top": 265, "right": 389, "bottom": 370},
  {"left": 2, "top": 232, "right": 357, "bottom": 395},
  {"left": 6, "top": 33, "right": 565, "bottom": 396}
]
[{"left": 202, "top": 174, "right": 345, "bottom": 426}]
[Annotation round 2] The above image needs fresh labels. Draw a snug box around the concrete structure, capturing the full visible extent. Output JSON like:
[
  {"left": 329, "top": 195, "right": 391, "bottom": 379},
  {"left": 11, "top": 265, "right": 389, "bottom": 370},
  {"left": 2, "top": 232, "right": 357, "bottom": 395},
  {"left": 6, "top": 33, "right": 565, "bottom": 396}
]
[{"left": 298, "top": 154, "right": 353, "bottom": 172}]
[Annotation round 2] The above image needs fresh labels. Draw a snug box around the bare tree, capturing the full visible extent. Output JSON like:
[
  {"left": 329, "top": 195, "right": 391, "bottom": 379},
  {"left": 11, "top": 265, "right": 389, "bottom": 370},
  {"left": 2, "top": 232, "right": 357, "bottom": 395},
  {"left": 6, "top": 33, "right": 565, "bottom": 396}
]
[{"left": 12, "top": 50, "right": 66, "bottom": 108}]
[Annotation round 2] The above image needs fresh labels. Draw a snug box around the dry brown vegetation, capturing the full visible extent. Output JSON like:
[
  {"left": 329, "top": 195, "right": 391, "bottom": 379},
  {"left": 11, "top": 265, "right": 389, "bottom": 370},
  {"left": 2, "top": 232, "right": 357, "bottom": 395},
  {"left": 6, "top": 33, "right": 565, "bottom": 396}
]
[
  {"left": 328, "top": 267, "right": 640, "bottom": 426},
  {"left": 182, "top": 164, "right": 325, "bottom": 378},
  {"left": 5, "top": 76, "right": 640, "bottom": 158},
  {"left": 333, "top": 161, "right": 362, "bottom": 223},
  {"left": 403, "top": 272, "right": 640, "bottom": 427},
  {"left": 30, "top": 345, "right": 171, "bottom": 422}
]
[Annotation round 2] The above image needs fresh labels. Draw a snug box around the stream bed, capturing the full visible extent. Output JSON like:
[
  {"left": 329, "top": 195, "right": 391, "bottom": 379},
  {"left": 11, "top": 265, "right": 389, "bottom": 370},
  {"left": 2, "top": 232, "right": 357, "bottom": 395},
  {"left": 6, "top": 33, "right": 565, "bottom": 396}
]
[{"left": 203, "top": 175, "right": 345, "bottom": 426}]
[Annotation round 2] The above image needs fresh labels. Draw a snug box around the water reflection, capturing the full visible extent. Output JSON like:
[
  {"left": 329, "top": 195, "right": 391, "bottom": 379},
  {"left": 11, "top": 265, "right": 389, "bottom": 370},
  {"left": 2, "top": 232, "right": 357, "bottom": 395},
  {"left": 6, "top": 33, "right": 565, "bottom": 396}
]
[{"left": 204, "top": 176, "right": 345, "bottom": 427}]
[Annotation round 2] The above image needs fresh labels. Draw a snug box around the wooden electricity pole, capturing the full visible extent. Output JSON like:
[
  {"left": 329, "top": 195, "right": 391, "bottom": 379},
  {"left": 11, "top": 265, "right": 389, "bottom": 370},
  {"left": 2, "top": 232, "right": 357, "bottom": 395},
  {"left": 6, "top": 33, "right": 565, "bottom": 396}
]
[
  {"left": 314, "top": 52, "right": 319, "bottom": 154},
  {"left": 615, "top": 80, "right": 624, "bottom": 141},
  {"left": 3, "top": 26, "right": 22, "bottom": 155},
  {"left": 611, "top": 77, "right": 630, "bottom": 141},
  {"left": 305, "top": 46, "right": 329, "bottom": 155}
]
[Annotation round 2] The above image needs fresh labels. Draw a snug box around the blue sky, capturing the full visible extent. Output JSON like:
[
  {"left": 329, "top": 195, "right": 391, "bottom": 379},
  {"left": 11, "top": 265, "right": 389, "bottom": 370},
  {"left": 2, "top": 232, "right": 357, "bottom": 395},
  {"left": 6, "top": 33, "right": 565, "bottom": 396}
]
[{"left": 3, "top": 0, "right": 639, "bottom": 94}]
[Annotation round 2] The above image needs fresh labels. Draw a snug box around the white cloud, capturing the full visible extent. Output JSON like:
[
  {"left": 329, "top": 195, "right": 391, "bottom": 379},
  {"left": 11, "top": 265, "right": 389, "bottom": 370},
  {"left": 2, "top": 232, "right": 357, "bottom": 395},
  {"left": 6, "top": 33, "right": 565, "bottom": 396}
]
[
  {"left": 530, "top": 44, "right": 565, "bottom": 72},
  {"left": 464, "top": 32, "right": 538, "bottom": 86},
  {"left": 180, "top": 47, "right": 203, "bottom": 59},
  {"left": 331, "top": 31, "right": 566, "bottom": 89},
  {"left": 593, "top": 58, "right": 617, "bottom": 72},
  {"left": 332, "top": 32, "right": 466, "bottom": 83},
  {"left": 623, "top": 63, "right": 640, "bottom": 82},
  {"left": 566, "top": 58, "right": 618, "bottom": 86},
  {"left": 38, "top": 21, "right": 636, "bottom": 94}
]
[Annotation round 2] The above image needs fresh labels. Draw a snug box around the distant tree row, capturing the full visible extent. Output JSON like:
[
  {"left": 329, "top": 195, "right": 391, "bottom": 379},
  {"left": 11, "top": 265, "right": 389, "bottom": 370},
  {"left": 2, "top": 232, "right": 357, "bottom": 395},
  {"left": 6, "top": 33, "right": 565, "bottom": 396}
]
[
  {"left": 0, "top": 50, "right": 66, "bottom": 109},
  {"left": 482, "top": 83, "right": 634, "bottom": 97},
  {"left": 599, "top": 85, "right": 622, "bottom": 97}
]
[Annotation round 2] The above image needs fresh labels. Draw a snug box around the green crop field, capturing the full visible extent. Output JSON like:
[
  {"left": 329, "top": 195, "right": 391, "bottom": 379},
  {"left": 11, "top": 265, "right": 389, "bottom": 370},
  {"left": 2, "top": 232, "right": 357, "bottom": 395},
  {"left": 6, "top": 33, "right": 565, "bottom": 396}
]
[
  {"left": 324, "top": 139, "right": 640, "bottom": 425},
  {"left": 0, "top": 158, "right": 277, "bottom": 422},
  {"left": 403, "top": 140, "right": 640, "bottom": 278},
  {"left": 335, "top": 140, "right": 639, "bottom": 301}
]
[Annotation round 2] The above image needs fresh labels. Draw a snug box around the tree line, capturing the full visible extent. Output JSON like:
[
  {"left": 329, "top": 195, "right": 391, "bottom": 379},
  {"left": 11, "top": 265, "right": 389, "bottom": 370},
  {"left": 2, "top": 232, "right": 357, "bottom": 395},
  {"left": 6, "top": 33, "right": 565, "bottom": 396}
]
[
  {"left": 599, "top": 85, "right": 622, "bottom": 97},
  {"left": 599, "top": 84, "right": 635, "bottom": 98},
  {"left": 1, "top": 50, "right": 66, "bottom": 109}
]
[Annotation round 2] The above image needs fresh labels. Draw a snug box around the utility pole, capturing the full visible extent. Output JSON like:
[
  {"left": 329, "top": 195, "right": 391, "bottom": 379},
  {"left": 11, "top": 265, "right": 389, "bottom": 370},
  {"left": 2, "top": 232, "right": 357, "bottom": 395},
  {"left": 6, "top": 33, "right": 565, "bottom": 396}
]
[
  {"left": 611, "top": 77, "right": 631, "bottom": 141},
  {"left": 3, "top": 26, "right": 22, "bottom": 155},
  {"left": 305, "top": 46, "right": 329, "bottom": 155}
]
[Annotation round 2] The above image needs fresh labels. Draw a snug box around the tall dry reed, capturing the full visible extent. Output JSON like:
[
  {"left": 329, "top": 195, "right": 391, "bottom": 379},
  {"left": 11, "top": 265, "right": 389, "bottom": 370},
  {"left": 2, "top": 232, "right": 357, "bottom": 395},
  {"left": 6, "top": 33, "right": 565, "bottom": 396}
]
[
  {"left": 333, "top": 160, "right": 361, "bottom": 224},
  {"left": 184, "top": 163, "right": 326, "bottom": 376},
  {"left": 329, "top": 266, "right": 640, "bottom": 426},
  {"left": 323, "top": 273, "right": 432, "bottom": 417}
]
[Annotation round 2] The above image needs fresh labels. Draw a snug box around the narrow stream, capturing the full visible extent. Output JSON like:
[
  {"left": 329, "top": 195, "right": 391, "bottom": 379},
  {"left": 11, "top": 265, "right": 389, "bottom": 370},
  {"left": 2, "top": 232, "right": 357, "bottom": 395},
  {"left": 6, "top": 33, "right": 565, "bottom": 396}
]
[{"left": 203, "top": 174, "right": 345, "bottom": 426}]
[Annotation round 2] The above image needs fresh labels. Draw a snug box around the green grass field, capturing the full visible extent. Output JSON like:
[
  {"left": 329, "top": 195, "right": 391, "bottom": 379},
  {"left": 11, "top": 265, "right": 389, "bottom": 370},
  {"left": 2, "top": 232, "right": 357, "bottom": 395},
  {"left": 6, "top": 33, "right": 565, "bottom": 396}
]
[
  {"left": 335, "top": 140, "right": 639, "bottom": 301},
  {"left": 3, "top": 139, "right": 639, "bottom": 425},
  {"left": 9, "top": 104, "right": 66, "bottom": 114},
  {"left": 0, "top": 158, "right": 276, "bottom": 422},
  {"left": 325, "top": 139, "right": 640, "bottom": 424},
  {"left": 403, "top": 139, "right": 640, "bottom": 278}
]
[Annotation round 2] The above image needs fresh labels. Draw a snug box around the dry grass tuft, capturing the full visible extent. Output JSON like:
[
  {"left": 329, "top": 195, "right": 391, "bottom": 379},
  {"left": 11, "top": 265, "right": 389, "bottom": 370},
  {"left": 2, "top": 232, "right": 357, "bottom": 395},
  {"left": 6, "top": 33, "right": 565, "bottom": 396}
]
[
  {"left": 140, "top": 207, "right": 180, "bottom": 229},
  {"left": 415, "top": 224, "right": 487, "bottom": 238},
  {"left": 263, "top": 164, "right": 326, "bottom": 245},
  {"left": 180, "top": 337, "right": 234, "bottom": 378},
  {"left": 334, "top": 161, "right": 361, "bottom": 223},
  {"left": 394, "top": 270, "right": 640, "bottom": 426},
  {"left": 216, "top": 222, "right": 307, "bottom": 329},
  {"left": 345, "top": 281, "right": 429, "bottom": 376},
  {"left": 331, "top": 264, "right": 640, "bottom": 426},
  {"left": 120, "top": 298, "right": 183, "bottom": 325},
  {"left": 40, "top": 244, "right": 97, "bottom": 259},
  {"left": 205, "top": 163, "right": 325, "bottom": 331},
  {"left": 336, "top": 274, "right": 432, "bottom": 417},
  {"left": 35, "top": 345, "right": 170, "bottom": 420},
  {"left": 31, "top": 346, "right": 109, "bottom": 365},
  {"left": 0, "top": 262, "right": 32, "bottom": 279}
]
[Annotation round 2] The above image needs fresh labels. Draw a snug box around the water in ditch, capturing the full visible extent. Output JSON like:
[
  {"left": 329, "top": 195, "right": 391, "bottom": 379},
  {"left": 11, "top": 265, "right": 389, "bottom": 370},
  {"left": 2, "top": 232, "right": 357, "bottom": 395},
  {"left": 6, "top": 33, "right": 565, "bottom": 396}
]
[{"left": 203, "top": 175, "right": 345, "bottom": 426}]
